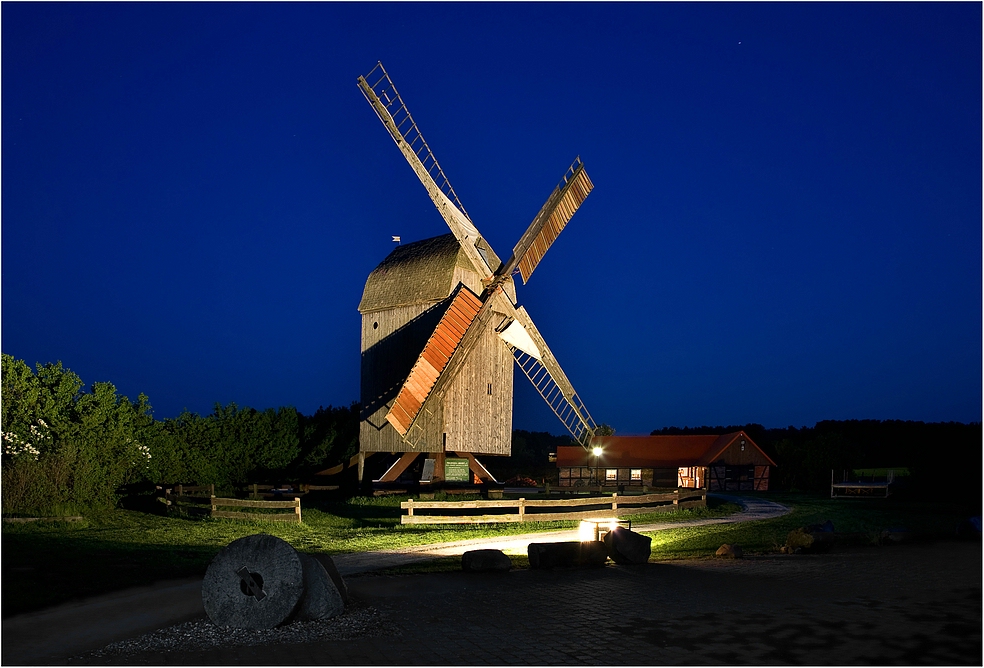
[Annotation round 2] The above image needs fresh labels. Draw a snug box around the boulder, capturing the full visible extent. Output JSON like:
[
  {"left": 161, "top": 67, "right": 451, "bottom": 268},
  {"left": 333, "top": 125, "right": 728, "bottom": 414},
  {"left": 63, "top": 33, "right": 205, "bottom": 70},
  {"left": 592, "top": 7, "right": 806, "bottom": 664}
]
[
  {"left": 462, "top": 549, "right": 512, "bottom": 572},
  {"left": 312, "top": 553, "right": 349, "bottom": 604},
  {"left": 202, "top": 533, "right": 305, "bottom": 629},
  {"left": 785, "top": 527, "right": 834, "bottom": 554},
  {"left": 807, "top": 520, "right": 835, "bottom": 533},
  {"left": 603, "top": 527, "right": 652, "bottom": 565},
  {"left": 294, "top": 553, "right": 345, "bottom": 622},
  {"left": 528, "top": 541, "right": 608, "bottom": 569},
  {"left": 577, "top": 541, "right": 610, "bottom": 567},
  {"left": 715, "top": 544, "right": 743, "bottom": 559}
]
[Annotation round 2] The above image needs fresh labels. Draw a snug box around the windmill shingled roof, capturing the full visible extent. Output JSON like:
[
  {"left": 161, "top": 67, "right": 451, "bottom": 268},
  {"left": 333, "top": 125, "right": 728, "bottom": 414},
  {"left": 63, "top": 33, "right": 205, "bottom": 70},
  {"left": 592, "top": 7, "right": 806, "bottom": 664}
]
[
  {"left": 556, "top": 432, "right": 776, "bottom": 468},
  {"left": 359, "top": 234, "right": 474, "bottom": 313}
]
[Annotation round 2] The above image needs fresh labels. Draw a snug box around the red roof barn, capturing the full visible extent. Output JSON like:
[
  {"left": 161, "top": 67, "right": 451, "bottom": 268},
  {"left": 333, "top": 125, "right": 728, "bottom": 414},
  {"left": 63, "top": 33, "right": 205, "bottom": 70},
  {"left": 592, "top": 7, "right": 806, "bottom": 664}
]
[{"left": 556, "top": 431, "right": 776, "bottom": 491}]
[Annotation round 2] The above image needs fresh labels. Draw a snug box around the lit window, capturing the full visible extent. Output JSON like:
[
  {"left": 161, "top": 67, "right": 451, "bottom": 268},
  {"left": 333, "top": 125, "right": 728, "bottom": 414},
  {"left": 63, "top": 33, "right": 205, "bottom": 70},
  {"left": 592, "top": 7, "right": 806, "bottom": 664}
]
[
  {"left": 630, "top": 469, "right": 642, "bottom": 481},
  {"left": 606, "top": 469, "right": 617, "bottom": 481}
]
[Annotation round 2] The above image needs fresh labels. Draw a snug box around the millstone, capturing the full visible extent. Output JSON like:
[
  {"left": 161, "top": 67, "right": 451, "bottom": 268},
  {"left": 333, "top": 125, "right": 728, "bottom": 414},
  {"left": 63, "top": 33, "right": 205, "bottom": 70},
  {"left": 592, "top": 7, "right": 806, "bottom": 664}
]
[
  {"left": 202, "top": 533, "right": 304, "bottom": 629},
  {"left": 294, "top": 553, "right": 345, "bottom": 621},
  {"left": 312, "top": 553, "right": 349, "bottom": 604}
]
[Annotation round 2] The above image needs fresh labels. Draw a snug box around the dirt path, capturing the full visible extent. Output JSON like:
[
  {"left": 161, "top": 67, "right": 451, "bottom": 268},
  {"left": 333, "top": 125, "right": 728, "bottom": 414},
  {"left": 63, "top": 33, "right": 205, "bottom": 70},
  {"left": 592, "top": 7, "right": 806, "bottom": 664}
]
[{"left": 332, "top": 493, "right": 790, "bottom": 575}]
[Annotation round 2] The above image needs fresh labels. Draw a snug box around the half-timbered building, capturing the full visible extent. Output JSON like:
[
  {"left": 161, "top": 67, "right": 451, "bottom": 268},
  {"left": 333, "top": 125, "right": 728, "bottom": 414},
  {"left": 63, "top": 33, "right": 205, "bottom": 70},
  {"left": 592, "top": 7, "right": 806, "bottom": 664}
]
[{"left": 556, "top": 431, "right": 776, "bottom": 491}]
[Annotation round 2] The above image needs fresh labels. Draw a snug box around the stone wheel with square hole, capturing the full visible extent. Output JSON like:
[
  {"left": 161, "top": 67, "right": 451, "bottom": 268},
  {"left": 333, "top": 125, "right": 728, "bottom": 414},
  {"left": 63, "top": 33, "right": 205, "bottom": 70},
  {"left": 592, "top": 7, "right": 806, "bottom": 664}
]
[{"left": 202, "top": 533, "right": 304, "bottom": 629}]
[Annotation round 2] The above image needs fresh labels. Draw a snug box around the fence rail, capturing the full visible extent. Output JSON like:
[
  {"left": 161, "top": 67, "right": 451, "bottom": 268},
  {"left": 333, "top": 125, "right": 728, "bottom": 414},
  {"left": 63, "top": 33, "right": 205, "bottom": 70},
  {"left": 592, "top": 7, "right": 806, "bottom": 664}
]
[
  {"left": 159, "top": 487, "right": 302, "bottom": 523},
  {"left": 400, "top": 490, "right": 706, "bottom": 525},
  {"left": 210, "top": 496, "right": 302, "bottom": 523}
]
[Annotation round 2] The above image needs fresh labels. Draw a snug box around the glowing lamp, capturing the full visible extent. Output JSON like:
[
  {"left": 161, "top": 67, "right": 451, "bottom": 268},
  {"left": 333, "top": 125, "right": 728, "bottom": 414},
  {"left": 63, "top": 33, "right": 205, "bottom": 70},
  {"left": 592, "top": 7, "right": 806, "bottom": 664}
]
[
  {"left": 592, "top": 446, "right": 603, "bottom": 457},
  {"left": 579, "top": 517, "right": 632, "bottom": 541}
]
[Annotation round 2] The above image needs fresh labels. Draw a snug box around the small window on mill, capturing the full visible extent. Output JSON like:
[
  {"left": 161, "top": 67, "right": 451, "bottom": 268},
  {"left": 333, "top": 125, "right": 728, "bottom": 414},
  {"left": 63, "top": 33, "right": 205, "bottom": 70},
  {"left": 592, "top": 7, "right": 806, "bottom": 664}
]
[
  {"left": 605, "top": 469, "right": 617, "bottom": 481},
  {"left": 630, "top": 469, "right": 642, "bottom": 481}
]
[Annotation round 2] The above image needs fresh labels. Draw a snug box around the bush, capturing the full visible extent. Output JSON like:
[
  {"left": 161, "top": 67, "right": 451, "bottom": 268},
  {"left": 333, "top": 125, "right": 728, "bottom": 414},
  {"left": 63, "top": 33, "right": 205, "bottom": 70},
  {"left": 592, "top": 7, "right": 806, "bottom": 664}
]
[
  {"left": 2, "top": 354, "right": 363, "bottom": 513},
  {"left": 1, "top": 355, "right": 153, "bottom": 515}
]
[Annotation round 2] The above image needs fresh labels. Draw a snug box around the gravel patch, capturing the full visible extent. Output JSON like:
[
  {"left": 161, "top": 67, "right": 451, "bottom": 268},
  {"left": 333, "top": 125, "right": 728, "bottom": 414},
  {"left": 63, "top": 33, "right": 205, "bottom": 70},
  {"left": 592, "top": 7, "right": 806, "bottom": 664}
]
[{"left": 72, "top": 604, "right": 400, "bottom": 661}]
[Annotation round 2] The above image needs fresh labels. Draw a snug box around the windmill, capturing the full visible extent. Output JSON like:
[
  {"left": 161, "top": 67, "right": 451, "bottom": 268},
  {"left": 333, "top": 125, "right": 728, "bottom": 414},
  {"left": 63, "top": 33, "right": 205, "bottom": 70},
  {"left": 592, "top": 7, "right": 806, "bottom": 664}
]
[{"left": 356, "top": 62, "right": 598, "bottom": 485}]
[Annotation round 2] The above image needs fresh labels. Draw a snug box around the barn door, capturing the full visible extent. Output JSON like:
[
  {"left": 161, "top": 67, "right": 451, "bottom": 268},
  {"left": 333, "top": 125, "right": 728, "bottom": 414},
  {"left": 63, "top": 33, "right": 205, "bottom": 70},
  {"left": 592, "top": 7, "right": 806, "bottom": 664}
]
[{"left": 753, "top": 465, "right": 769, "bottom": 491}]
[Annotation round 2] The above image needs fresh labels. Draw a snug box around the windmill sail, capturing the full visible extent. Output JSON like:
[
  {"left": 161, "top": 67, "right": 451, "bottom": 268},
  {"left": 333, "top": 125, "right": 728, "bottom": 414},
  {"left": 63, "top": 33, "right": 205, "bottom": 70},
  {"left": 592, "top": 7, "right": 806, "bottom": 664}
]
[
  {"left": 385, "top": 286, "right": 484, "bottom": 436},
  {"left": 358, "top": 63, "right": 497, "bottom": 278},
  {"left": 508, "top": 158, "right": 594, "bottom": 284},
  {"left": 506, "top": 306, "right": 597, "bottom": 446}
]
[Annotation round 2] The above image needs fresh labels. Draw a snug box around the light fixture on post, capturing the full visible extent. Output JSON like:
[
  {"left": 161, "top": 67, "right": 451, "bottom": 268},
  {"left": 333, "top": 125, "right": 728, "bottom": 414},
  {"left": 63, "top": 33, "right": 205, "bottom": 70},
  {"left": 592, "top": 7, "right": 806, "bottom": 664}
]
[{"left": 591, "top": 446, "right": 602, "bottom": 485}]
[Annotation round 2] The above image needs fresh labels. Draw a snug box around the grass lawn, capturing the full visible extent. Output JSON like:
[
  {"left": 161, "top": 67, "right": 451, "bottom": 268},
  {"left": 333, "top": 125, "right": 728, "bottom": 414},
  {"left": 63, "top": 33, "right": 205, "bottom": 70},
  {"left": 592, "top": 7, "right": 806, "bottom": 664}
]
[
  {"left": 645, "top": 492, "right": 975, "bottom": 559},
  {"left": 1, "top": 492, "right": 973, "bottom": 616}
]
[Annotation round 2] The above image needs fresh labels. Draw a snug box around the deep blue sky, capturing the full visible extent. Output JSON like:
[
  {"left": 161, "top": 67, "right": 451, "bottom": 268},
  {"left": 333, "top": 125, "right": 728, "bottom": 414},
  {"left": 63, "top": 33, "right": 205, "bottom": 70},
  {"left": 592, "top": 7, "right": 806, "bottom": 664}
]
[{"left": 3, "top": 3, "right": 981, "bottom": 435}]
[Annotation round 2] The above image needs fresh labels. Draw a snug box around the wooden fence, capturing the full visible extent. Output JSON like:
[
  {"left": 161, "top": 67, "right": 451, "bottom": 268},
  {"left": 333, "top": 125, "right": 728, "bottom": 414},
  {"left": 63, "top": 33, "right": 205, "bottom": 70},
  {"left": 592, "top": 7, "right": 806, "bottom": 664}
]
[
  {"left": 158, "top": 485, "right": 302, "bottom": 523},
  {"left": 210, "top": 497, "right": 302, "bottom": 523},
  {"left": 240, "top": 483, "right": 338, "bottom": 499},
  {"left": 400, "top": 489, "right": 706, "bottom": 525}
]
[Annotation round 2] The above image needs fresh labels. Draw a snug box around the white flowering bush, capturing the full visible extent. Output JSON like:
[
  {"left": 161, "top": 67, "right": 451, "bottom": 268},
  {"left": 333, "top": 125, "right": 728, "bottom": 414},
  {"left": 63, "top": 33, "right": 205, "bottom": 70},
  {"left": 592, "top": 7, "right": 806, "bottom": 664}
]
[{"left": 1, "top": 354, "right": 156, "bottom": 515}]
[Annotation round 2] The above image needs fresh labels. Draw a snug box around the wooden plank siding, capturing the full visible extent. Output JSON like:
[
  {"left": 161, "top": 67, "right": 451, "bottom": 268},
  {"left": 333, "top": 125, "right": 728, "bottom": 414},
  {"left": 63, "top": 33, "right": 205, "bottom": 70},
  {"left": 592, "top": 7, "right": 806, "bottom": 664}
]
[
  {"left": 360, "top": 235, "right": 516, "bottom": 456},
  {"left": 360, "top": 302, "right": 445, "bottom": 453}
]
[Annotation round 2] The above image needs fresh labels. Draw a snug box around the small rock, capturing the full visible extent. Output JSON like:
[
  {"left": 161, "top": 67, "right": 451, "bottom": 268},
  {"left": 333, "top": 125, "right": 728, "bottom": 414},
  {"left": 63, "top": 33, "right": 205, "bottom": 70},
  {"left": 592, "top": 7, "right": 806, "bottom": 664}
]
[
  {"left": 715, "top": 544, "right": 743, "bottom": 559},
  {"left": 603, "top": 527, "right": 652, "bottom": 565},
  {"left": 462, "top": 549, "right": 511, "bottom": 572}
]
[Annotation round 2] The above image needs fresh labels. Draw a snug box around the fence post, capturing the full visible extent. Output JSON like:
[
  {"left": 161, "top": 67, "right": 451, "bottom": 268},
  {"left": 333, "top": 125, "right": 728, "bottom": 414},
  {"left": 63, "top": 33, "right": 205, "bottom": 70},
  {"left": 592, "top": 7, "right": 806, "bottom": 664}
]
[
  {"left": 545, "top": 482, "right": 550, "bottom": 496},
  {"left": 294, "top": 497, "right": 302, "bottom": 523},
  {"left": 612, "top": 493, "right": 618, "bottom": 512},
  {"left": 209, "top": 484, "right": 214, "bottom": 498},
  {"left": 210, "top": 495, "right": 217, "bottom": 518},
  {"left": 407, "top": 498, "right": 413, "bottom": 517},
  {"left": 519, "top": 498, "right": 525, "bottom": 522},
  {"left": 177, "top": 484, "right": 183, "bottom": 497},
  {"left": 252, "top": 483, "right": 258, "bottom": 500},
  {"left": 673, "top": 489, "right": 679, "bottom": 506}
]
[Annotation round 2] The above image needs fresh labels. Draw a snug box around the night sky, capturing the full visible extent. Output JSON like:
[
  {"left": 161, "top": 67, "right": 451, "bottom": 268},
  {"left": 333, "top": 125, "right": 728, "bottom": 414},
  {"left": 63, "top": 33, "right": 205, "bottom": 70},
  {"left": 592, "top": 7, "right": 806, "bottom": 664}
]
[{"left": 3, "top": 3, "right": 981, "bottom": 436}]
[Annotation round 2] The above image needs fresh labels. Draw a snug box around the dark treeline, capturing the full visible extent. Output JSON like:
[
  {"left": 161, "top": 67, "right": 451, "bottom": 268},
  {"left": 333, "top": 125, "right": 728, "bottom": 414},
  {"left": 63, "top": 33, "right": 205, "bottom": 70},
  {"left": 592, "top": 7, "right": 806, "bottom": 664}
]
[
  {"left": 1, "top": 354, "right": 359, "bottom": 515},
  {"left": 5, "top": 355, "right": 980, "bottom": 513},
  {"left": 652, "top": 420, "right": 982, "bottom": 503}
]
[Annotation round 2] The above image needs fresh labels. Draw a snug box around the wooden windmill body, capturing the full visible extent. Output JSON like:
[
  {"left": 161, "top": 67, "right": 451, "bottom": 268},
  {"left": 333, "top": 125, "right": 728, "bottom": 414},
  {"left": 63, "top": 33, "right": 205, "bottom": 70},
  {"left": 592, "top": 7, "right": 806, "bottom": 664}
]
[
  {"left": 359, "top": 235, "right": 516, "bottom": 457},
  {"left": 356, "top": 63, "right": 599, "bottom": 484}
]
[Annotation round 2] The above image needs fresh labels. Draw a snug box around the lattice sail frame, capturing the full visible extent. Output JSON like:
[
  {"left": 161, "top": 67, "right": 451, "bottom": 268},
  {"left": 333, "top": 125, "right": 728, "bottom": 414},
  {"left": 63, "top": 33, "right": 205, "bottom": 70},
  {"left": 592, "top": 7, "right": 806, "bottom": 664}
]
[{"left": 359, "top": 62, "right": 472, "bottom": 222}]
